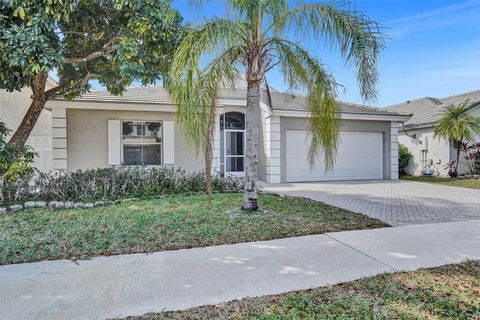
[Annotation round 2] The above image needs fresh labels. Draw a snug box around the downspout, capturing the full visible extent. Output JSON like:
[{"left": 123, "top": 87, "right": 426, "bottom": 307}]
[{"left": 401, "top": 122, "right": 417, "bottom": 140}]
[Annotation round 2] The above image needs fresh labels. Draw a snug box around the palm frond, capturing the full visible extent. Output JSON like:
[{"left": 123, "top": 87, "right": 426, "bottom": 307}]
[
  {"left": 283, "top": 1, "right": 385, "bottom": 102},
  {"left": 197, "top": 47, "right": 244, "bottom": 146},
  {"left": 268, "top": 38, "right": 340, "bottom": 169},
  {"left": 434, "top": 103, "right": 480, "bottom": 146},
  {"left": 170, "top": 17, "right": 245, "bottom": 80},
  {"left": 167, "top": 17, "right": 245, "bottom": 149}
]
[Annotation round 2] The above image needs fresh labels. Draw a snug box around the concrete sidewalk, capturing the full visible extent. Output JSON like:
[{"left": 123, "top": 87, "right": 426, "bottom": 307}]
[{"left": 1, "top": 220, "right": 479, "bottom": 320}]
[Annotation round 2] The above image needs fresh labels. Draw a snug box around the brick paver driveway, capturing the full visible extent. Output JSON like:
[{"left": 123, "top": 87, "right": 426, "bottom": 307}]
[{"left": 262, "top": 180, "right": 480, "bottom": 226}]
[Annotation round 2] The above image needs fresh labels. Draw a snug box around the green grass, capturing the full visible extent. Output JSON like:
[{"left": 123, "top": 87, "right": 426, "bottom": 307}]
[
  {"left": 401, "top": 175, "right": 480, "bottom": 190},
  {"left": 121, "top": 261, "right": 480, "bottom": 320},
  {"left": 0, "top": 193, "right": 388, "bottom": 265}
]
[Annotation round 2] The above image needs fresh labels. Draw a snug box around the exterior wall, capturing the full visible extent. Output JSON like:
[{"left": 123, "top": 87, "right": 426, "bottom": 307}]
[
  {"left": 399, "top": 128, "right": 450, "bottom": 176},
  {"left": 279, "top": 117, "right": 393, "bottom": 182},
  {"left": 0, "top": 88, "right": 52, "bottom": 172},
  {"left": 48, "top": 98, "right": 403, "bottom": 182},
  {"left": 400, "top": 105, "right": 480, "bottom": 176},
  {"left": 66, "top": 109, "right": 204, "bottom": 171}
]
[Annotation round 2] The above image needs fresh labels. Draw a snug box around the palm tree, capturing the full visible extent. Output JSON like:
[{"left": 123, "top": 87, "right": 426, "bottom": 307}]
[
  {"left": 434, "top": 103, "right": 480, "bottom": 177},
  {"left": 168, "top": 0, "right": 384, "bottom": 210}
]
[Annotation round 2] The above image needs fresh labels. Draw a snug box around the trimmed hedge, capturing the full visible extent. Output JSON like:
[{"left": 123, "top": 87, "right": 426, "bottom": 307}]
[{"left": 0, "top": 167, "right": 243, "bottom": 206}]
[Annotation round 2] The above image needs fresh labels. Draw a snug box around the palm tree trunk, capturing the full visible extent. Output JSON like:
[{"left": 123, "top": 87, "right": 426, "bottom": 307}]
[
  {"left": 204, "top": 96, "right": 217, "bottom": 205},
  {"left": 454, "top": 138, "right": 463, "bottom": 175},
  {"left": 242, "top": 80, "right": 261, "bottom": 210}
]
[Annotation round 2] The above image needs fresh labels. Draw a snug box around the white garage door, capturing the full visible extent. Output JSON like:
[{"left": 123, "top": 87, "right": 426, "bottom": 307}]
[{"left": 286, "top": 131, "right": 383, "bottom": 182}]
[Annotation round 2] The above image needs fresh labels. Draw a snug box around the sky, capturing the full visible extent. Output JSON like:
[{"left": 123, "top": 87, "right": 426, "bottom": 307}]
[{"left": 170, "top": 0, "right": 480, "bottom": 107}]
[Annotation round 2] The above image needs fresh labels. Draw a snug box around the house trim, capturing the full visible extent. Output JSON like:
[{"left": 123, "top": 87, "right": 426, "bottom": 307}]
[
  {"left": 272, "top": 108, "right": 412, "bottom": 122},
  {"left": 265, "top": 115, "right": 281, "bottom": 183},
  {"left": 52, "top": 107, "right": 67, "bottom": 171},
  {"left": 390, "top": 122, "right": 399, "bottom": 180}
]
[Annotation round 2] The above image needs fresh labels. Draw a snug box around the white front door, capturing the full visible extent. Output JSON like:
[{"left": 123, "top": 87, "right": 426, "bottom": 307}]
[{"left": 286, "top": 131, "right": 383, "bottom": 182}]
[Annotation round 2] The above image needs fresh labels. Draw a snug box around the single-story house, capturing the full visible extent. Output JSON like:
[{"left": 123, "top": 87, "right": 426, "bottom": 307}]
[
  {"left": 45, "top": 84, "right": 411, "bottom": 183},
  {"left": 385, "top": 90, "right": 480, "bottom": 176},
  {"left": 0, "top": 77, "right": 57, "bottom": 172}
]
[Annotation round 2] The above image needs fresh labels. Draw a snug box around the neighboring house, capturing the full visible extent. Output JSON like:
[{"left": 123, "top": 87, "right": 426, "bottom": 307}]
[
  {"left": 45, "top": 83, "right": 410, "bottom": 184},
  {"left": 385, "top": 90, "right": 480, "bottom": 177},
  {"left": 0, "top": 77, "right": 57, "bottom": 172}
]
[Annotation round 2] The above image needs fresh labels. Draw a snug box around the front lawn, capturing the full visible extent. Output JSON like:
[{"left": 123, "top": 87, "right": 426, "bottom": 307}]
[
  {"left": 123, "top": 260, "right": 480, "bottom": 320},
  {"left": 0, "top": 193, "right": 388, "bottom": 265},
  {"left": 401, "top": 175, "right": 480, "bottom": 190}
]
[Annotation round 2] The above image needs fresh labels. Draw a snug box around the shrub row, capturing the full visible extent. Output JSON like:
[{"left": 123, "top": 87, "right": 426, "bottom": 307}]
[{"left": 0, "top": 167, "right": 243, "bottom": 206}]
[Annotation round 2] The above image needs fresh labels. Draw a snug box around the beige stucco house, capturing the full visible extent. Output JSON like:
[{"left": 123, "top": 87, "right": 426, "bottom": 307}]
[
  {"left": 45, "top": 84, "right": 410, "bottom": 184},
  {"left": 386, "top": 90, "right": 480, "bottom": 177},
  {"left": 0, "top": 77, "right": 57, "bottom": 172}
]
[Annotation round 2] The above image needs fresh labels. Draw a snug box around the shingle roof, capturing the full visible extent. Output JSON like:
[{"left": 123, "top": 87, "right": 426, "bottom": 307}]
[
  {"left": 385, "top": 90, "right": 480, "bottom": 128},
  {"left": 70, "top": 85, "right": 403, "bottom": 116},
  {"left": 267, "top": 91, "right": 402, "bottom": 115},
  {"left": 70, "top": 86, "right": 172, "bottom": 104}
]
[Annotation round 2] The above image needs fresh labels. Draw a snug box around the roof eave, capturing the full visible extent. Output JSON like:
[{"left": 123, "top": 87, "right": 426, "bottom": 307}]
[
  {"left": 401, "top": 121, "right": 435, "bottom": 130},
  {"left": 272, "top": 108, "right": 413, "bottom": 122}
]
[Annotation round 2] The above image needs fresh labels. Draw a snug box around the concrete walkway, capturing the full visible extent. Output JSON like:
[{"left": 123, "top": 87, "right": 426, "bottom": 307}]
[
  {"left": 262, "top": 180, "right": 480, "bottom": 225},
  {"left": 1, "top": 220, "right": 479, "bottom": 320}
]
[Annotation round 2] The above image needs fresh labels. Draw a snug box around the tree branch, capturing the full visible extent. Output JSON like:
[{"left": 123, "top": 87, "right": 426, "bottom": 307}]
[
  {"left": 62, "top": 36, "right": 119, "bottom": 64},
  {"left": 45, "top": 72, "right": 98, "bottom": 100},
  {"left": 80, "top": 71, "right": 98, "bottom": 87}
]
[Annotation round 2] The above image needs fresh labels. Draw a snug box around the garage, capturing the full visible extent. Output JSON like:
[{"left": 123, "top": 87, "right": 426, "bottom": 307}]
[{"left": 286, "top": 131, "right": 383, "bottom": 182}]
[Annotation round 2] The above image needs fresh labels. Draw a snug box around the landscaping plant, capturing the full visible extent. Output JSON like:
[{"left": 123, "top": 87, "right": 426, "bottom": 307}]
[
  {"left": 444, "top": 160, "right": 457, "bottom": 178},
  {"left": 434, "top": 103, "right": 480, "bottom": 177},
  {"left": 0, "top": 121, "right": 37, "bottom": 199},
  {"left": 169, "top": 0, "right": 385, "bottom": 210},
  {"left": 463, "top": 142, "right": 480, "bottom": 175},
  {"left": 0, "top": 167, "right": 243, "bottom": 206},
  {"left": 398, "top": 143, "right": 412, "bottom": 174}
]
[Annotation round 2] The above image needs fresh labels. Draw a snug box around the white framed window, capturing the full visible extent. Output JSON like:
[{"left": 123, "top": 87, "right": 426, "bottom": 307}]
[{"left": 121, "top": 121, "right": 163, "bottom": 165}]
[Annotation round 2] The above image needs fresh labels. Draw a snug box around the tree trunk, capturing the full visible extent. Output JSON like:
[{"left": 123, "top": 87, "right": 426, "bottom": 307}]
[
  {"left": 7, "top": 72, "right": 48, "bottom": 153},
  {"left": 242, "top": 80, "right": 261, "bottom": 210},
  {"left": 454, "top": 139, "right": 462, "bottom": 175},
  {"left": 204, "top": 96, "right": 216, "bottom": 205},
  {"left": 204, "top": 139, "right": 212, "bottom": 205},
  {"left": 2, "top": 72, "right": 48, "bottom": 176}
]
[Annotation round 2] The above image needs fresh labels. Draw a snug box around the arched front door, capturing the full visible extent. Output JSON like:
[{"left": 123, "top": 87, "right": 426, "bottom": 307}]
[{"left": 220, "top": 112, "right": 245, "bottom": 177}]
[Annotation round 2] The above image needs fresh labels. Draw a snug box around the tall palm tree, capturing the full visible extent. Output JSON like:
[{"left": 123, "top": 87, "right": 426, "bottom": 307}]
[
  {"left": 434, "top": 103, "right": 480, "bottom": 176},
  {"left": 168, "top": 0, "right": 384, "bottom": 210}
]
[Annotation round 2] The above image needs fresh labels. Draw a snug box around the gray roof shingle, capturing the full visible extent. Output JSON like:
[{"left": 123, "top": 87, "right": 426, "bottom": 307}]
[
  {"left": 70, "top": 85, "right": 404, "bottom": 116},
  {"left": 385, "top": 90, "right": 480, "bottom": 128}
]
